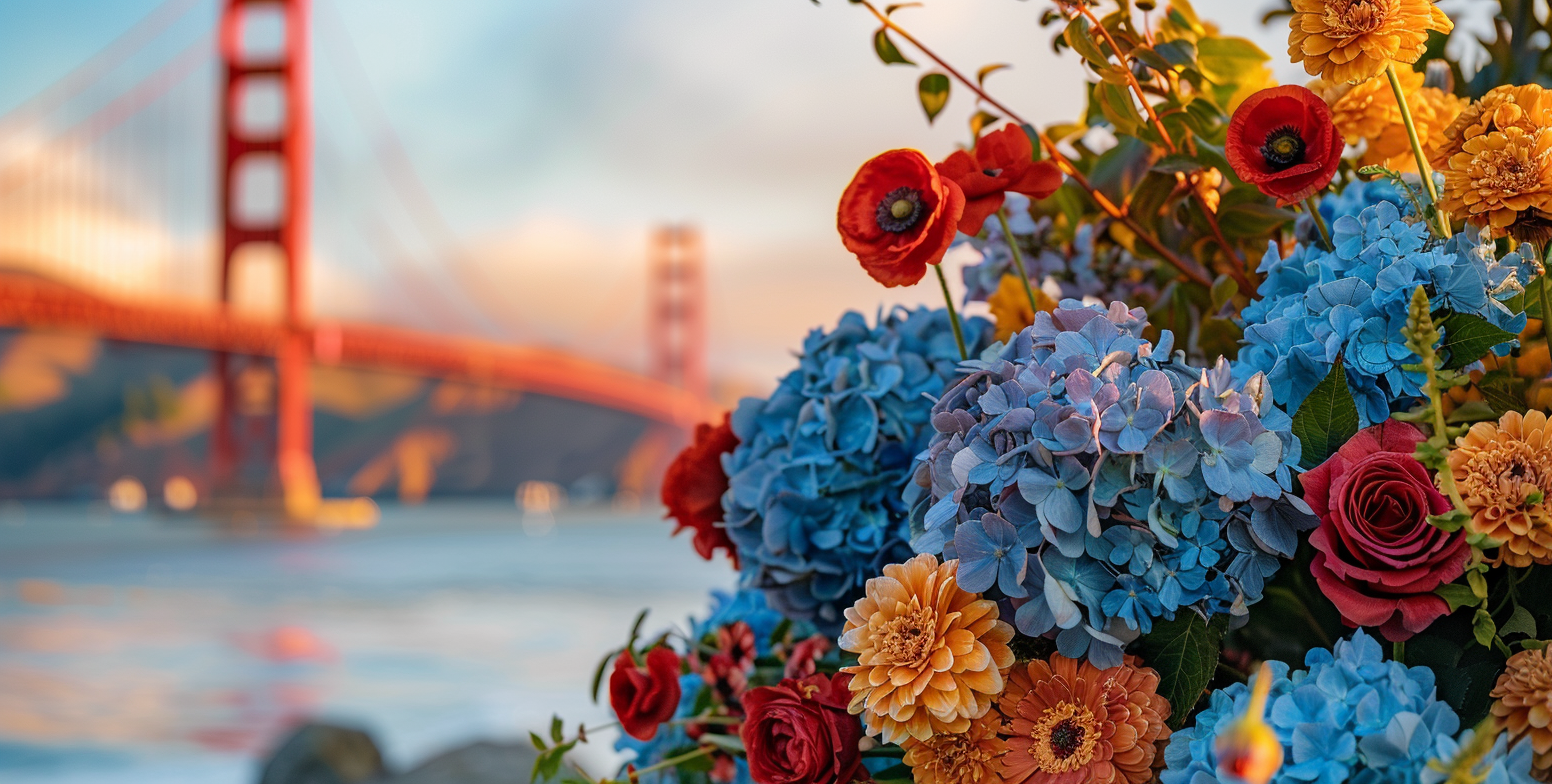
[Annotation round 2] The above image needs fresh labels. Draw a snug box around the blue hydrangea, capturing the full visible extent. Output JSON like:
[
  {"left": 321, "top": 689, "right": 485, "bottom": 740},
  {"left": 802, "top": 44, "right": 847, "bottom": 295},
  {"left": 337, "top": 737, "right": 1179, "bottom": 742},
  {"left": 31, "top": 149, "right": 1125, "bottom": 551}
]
[
  {"left": 723, "top": 307, "right": 992, "bottom": 632},
  {"left": 1236, "top": 183, "right": 1527, "bottom": 427},
  {"left": 1162, "top": 630, "right": 1535, "bottom": 784},
  {"left": 906, "top": 300, "right": 1315, "bottom": 666},
  {"left": 958, "top": 193, "right": 1157, "bottom": 306}
]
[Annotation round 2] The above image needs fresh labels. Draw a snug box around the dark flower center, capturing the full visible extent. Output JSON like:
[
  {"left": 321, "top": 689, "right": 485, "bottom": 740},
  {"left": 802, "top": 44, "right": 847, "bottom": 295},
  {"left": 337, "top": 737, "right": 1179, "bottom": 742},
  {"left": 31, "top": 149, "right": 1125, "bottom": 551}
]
[
  {"left": 1260, "top": 126, "right": 1307, "bottom": 171},
  {"left": 1049, "top": 719, "right": 1085, "bottom": 759},
  {"left": 876, "top": 187, "right": 925, "bottom": 232}
]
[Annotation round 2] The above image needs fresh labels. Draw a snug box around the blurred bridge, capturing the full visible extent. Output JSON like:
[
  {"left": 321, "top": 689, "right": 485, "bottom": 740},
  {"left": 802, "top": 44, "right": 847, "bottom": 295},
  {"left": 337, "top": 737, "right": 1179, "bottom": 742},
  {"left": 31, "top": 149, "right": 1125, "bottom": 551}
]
[{"left": 0, "top": 0, "right": 712, "bottom": 516}]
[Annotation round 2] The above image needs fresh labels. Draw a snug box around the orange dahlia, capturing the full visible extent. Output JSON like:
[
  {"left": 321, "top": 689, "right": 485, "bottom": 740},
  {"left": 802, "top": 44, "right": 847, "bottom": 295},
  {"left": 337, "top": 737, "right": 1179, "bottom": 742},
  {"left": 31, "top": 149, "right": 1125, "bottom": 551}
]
[
  {"left": 1432, "top": 84, "right": 1552, "bottom": 169},
  {"left": 1448, "top": 410, "right": 1552, "bottom": 566},
  {"left": 996, "top": 654, "right": 1171, "bottom": 784},
  {"left": 1439, "top": 127, "right": 1552, "bottom": 241},
  {"left": 838, "top": 553, "right": 1015, "bottom": 744},
  {"left": 1288, "top": 0, "right": 1452, "bottom": 84},
  {"left": 902, "top": 712, "right": 1007, "bottom": 784},
  {"left": 1491, "top": 646, "right": 1552, "bottom": 778},
  {"left": 1321, "top": 70, "right": 1465, "bottom": 172}
]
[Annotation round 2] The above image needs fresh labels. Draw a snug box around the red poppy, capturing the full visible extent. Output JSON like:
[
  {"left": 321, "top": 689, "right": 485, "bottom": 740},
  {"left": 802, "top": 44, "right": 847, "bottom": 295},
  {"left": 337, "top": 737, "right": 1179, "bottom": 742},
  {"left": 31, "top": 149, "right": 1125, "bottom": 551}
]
[
  {"left": 662, "top": 414, "right": 739, "bottom": 568},
  {"left": 936, "top": 124, "right": 1063, "bottom": 234},
  {"left": 837, "top": 149, "right": 964, "bottom": 287},
  {"left": 1225, "top": 85, "right": 1344, "bottom": 206},
  {"left": 609, "top": 647, "right": 682, "bottom": 741}
]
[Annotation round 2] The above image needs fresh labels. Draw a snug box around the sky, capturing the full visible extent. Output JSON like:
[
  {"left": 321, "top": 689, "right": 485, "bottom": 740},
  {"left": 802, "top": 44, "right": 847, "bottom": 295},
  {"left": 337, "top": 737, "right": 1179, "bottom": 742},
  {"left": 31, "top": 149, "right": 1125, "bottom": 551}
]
[{"left": 0, "top": 0, "right": 1432, "bottom": 397}]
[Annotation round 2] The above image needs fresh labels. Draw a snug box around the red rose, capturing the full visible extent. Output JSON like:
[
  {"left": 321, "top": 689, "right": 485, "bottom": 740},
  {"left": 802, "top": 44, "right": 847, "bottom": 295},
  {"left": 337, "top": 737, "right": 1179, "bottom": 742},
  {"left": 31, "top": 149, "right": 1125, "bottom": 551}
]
[
  {"left": 837, "top": 149, "right": 965, "bottom": 287},
  {"left": 936, "top": 124, "right": 1063, "bottom": 234},
  {"left": 662, "top": 414, "right": 739, "bottom": 567},
  {"left": 1301, "top": 421, "right": 1471, "bottom": 641},
  {"left": 609, "top": 647, "right": 682, "bottom": 741},
  {"left": 741, "top": 673, "right": 862, "bottom": 784},
  {"left": 1225, "top": 85, "right": 1343, "bottom": 206}
]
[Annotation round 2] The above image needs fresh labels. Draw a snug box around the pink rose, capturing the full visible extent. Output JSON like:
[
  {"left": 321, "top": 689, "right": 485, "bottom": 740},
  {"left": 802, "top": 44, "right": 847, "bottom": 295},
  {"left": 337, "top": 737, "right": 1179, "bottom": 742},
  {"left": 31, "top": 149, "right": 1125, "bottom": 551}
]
[{"left": 1301, "top": 421, "right": 1470, "bottom": 641}]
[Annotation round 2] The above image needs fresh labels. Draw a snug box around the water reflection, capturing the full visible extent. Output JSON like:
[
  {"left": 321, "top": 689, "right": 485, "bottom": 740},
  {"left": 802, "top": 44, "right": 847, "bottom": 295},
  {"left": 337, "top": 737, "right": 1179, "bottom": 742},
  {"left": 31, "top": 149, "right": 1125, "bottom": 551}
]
[{"left": 0, "top": 501, "right": 735, "bottom": 783}]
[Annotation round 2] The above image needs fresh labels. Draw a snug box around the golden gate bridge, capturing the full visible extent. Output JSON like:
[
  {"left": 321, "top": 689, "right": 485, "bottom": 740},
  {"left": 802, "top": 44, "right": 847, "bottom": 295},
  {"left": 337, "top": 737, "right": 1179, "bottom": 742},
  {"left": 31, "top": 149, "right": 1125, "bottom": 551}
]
[{"left": 0, "top": 0, "right": 713, "bottom": 519}]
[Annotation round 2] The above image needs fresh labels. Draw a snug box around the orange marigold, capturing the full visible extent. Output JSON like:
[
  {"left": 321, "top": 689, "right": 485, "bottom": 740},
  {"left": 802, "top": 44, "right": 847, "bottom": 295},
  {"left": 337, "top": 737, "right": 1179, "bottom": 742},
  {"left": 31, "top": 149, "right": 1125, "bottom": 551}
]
[
  {"left": 1440, "top": 127, "right": 1552, "bottom": 243},
  {"left": 902, "top": 712, "right": 1007, "bottom": 784},
  {"left": 1490, "top": 646, "right": 1552, "bottom": 778},
  {"left": 996, "top": 654, "right": 1171, "bottom": 784},
  {"left": 838, "top": 553, "right": 1015, "bottom": 744},
  {"left": 1448, "top": 410, "right": 1552, "bottom": 567},
  {"left": 1322, "top": 70, "right": 1465, "bottom": 172},
  {"left": 1288, "top": 0, "right": 1452, "bottom": 84}
]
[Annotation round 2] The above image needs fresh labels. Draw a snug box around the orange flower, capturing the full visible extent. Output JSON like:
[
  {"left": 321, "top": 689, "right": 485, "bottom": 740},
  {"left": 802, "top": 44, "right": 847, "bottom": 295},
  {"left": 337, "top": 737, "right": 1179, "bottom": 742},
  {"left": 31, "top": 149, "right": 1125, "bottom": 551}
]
[
  {"left": 1432, "top": 84, "right": 1552, "bottom": 170},
  {"left": 987, "top": 273, "right": 1056, "bottom": 340},
  {"left": 902, "top": 712, "right": 1007, "bottom": 784},
  {"left": 1440, "top": 127, "right": 1552, "bottom": 242},
  {"left": 838, "top": 553, "right": 1015, "bottom": 744},
  {"left": 996, "top": 654, "right": 1171, "bottom": 784},
  {"left": 936, "top": 125, "right": 1063, "bottom": 235},
  {"left": 1448, "top": 410, "right": 1552, "bottom": 566},
  {"left": 1288, "top": 0, "right": 1452, "bottom": 84},
  {"left": 838, "top": 149, "right": 965, "bottom": 287},
  {"left": 1491, "top": 646, "right": 1552, "bottom": 778},
  {"left": 1321, "top": 70, "right": 1465, "bottom": 172}
]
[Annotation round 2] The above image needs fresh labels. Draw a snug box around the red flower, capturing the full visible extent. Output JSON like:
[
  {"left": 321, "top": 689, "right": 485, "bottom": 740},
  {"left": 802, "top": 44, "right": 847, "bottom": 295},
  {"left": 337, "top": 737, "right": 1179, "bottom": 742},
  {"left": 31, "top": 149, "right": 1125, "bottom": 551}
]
[
  {"left": 1225, "top": 85, "right": 1344, "bottom": 206},
  {"left": 1301, "top": 421, "right": 1471, "bottom": 642},
  {"left": 837, "top": 149, "right": 965, "bottom": 287},
  {"left": 662, "top": 414, "right": 739, "bottom": 568},
  {"left": 718, "top": 621, "right": 756, "bottom": 672},
  {"left": 609, "top": 647, "right": 683, "bottom": 741},
  {"left": 741, "top": 673, "right": 863, "bottom": 784},
  {"left": 783, "top": 634, "right": 832, "bottom": 679},
  {"left": 936, "top": 124, "right": 1063, "bottom": 234}
]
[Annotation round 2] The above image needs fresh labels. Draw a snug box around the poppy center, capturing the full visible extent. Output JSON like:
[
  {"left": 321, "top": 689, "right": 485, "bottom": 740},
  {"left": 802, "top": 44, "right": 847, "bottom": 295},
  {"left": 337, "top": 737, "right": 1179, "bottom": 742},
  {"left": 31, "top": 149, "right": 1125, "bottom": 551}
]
[
  {"left": 1260, "top": 126, "right": 1307, "bottom": 171},
  {"left": 876, "top": 187, "right": 925, "bottom": 232}
]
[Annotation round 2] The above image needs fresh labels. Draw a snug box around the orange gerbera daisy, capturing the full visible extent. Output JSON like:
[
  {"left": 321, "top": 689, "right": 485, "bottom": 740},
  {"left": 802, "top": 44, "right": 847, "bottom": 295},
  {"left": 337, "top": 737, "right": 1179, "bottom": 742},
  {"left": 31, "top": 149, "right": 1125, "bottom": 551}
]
[
  {"left": 1448, "top": 410, "right": 1552, "bottom": 566},
  {"left": 902, "top": 712, "right": 1007, "bottom": 784},
  {"left": 996, "top": 654, "right": 1171, "bottom": 784},
  {"left": 838, "top": 553, "right": 1015, "bottom": 744},
  {"left": 1491, "top": 646, "right": 1552, "bottom": 779},
  {"left": 1288, "top": 0, "right": 1452, "bottom": 84}
]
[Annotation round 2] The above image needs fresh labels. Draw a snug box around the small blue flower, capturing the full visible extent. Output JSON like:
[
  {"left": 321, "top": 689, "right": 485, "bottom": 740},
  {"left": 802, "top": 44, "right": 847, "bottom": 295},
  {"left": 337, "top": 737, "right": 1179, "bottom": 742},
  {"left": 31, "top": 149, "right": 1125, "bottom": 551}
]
[{"left": 954, "top": 512, "right": 1028, "bottom": 597}]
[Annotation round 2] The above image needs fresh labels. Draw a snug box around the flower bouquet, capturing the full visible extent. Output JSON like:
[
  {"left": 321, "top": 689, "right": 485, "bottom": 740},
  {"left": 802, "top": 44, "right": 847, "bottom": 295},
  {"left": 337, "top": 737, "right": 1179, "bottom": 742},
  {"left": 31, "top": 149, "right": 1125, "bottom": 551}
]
[{"left": 534, "top": 1, "right": 1552, "bottom": 782}]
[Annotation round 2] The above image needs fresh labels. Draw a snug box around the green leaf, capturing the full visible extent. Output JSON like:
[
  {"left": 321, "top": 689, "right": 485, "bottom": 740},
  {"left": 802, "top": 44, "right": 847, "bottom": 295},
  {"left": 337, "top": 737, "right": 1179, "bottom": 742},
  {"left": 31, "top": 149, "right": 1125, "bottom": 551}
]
[
  {"left": 550, "top": 715, "right": 565, "bottom": 745},
  {"left": 970, "top": 110, "right": 1000, "bottom": 139},
  {"left": 1134, "top": 611, "right": 1228, "bottom": 729},
  {"left": 873, "top": 28, "right": 915, "bottom": 66},
  {"left": 1210, "top": 275, "right": 1238, "bottom": 312},
  {"left": 1065, "top": 17, "right": 1113, "bottom": 69},
  {"left": 1151, "top": 153, "right": 1202, "bottom": 174},
  {"left": 1473, "top": 608, "right": 1498, "bottom": 648},
  {"left": 1154, "top": 40, "right": 1197, "bottom": 67},
  {"left": 769, "top": 617, "right": 793, "bottom": 649},
  {"left": 701, "top": 734, "right": 746, "bottom": 753},
  {"left": 871, "top": 764, "right": 915, "bottom": 784},
  {"left": 1468, "top": 569, "right": 1488, "bottom": 599},
  {"left": 1514, "top": 274, "right": 1545, "bottom": 318},
  {"left": 1436, "top": 583, "right": 1480, "bottom": 612},
  {"left": 1132, "top": 46, "right": 1177, "bottom": 75},
  {"left": 1478, "top": 370, "right": 1529, "bottom": 415},
  {"left": 530, "top": 731, "right": 549, "bottom": 752},
  {"left": 1504, "top": 604, "right": 1539, "bottom": 638},
  {"left": 1438, "top": 312, "right": 1517, "bottom": 371},
  {"left": 1194, "top": 36, "right": 1270, "bottom": 85},
  {"left": 1217, "top": 202, "right": 1295, "bottom": 238},
  {"left": 917, "top": 72, "right": 950, "bottom": 124},
  {"left": 976, "top": 63, "right": 1010, "bottom": 86},
  {"left": 591, "top": 647, "right": 620, "bottom": 703},
  {"left": 1291, "top": 362, "right": 1360, "bottom": 469}
]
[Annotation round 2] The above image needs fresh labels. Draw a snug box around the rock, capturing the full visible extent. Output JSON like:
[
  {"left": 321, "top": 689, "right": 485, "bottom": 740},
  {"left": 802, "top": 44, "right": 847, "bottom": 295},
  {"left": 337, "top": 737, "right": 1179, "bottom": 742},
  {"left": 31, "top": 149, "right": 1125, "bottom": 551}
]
[
  {"left": 387, "top": 741, "right": 539, "bottom": 784},
  {"left": 258, "top": 723, "right": 389, "bottom": 784}
]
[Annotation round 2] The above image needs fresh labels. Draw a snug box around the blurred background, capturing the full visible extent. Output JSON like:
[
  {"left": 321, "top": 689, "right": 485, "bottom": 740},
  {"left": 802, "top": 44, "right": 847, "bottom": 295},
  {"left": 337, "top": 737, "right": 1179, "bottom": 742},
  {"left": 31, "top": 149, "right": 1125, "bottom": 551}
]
[{"left": 0, "top": 0, "right": 1488, "bottom": 782}]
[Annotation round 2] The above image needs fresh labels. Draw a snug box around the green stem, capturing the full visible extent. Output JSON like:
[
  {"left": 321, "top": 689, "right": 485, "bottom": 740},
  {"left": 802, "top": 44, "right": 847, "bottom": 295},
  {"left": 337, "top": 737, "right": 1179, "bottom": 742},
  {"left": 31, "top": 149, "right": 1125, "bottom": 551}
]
[
  {"left": 608, "top": 746, "right": 717, "bottom": 783},
  {"left": 1385, "top": 62, "right": 1451, "bottom": 238},
  {"left": 1304, "top": 195, "right": 1334, "bottom": 253},
  {"left": 1423, "top": 342, "right": 1470, "bottom": 514},
  {"left": 1539, "top": 268, "right": 1552, "bottom": 363},
  {"left": 666, "top": 715, "right": 742, "bottom": 726},
  {"left": 996, "top": 209, "right": 1041, "bottom": 318},
  {"left": 934, "top": 264, "right": 968, "bottom": 360},
  {"left": 1393, "top": 640, "right": 1406, "bottom": 665}
]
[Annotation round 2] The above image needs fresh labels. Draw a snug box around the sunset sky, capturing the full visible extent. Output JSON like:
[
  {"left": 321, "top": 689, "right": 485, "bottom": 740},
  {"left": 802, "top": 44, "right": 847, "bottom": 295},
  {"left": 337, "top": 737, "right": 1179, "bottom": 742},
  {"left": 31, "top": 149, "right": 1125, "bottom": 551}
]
[{"left": 0, "top": 0, "right": 1486, "bottom": 396}]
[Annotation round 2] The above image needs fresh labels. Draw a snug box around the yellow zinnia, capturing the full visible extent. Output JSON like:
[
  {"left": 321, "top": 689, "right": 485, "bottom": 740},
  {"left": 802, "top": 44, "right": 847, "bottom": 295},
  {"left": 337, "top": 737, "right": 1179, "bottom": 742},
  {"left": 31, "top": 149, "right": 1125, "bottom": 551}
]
[{"left": 1288, "top": 0, "right": 1452, "bottom": 84}]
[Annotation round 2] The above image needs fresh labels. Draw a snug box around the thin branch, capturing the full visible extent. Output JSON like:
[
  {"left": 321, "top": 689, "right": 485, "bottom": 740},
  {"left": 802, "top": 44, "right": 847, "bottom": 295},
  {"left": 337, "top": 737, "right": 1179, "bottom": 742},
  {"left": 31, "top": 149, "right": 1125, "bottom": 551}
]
[{"left": 857, "top": 0, "right": 1215, "bottom": 288}]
